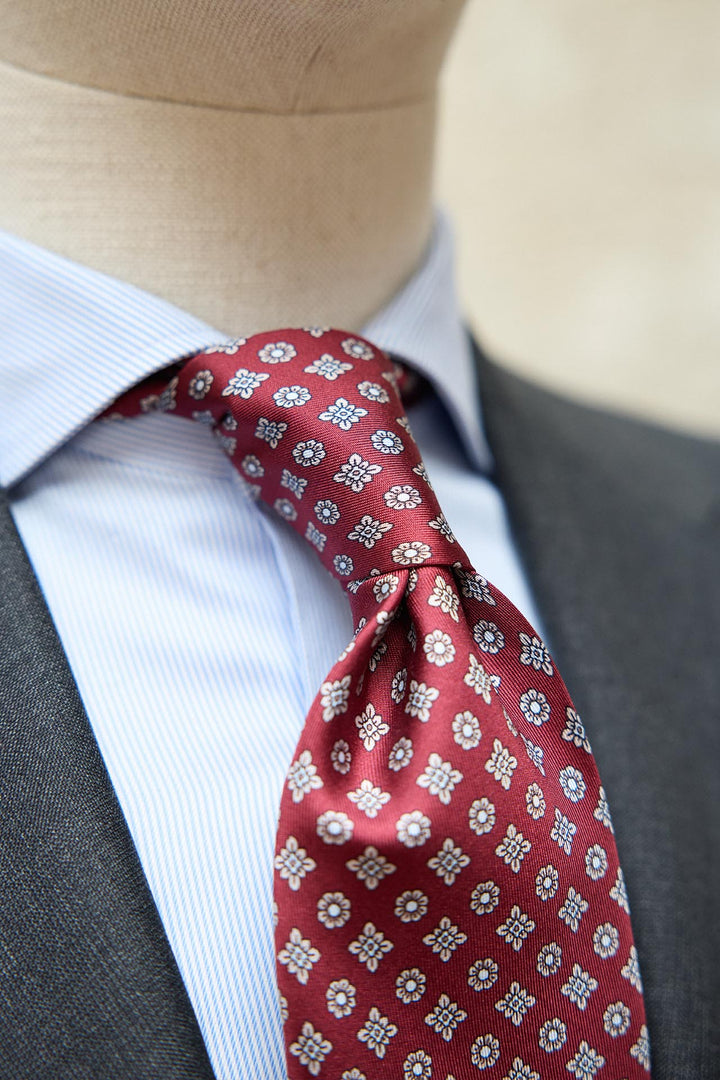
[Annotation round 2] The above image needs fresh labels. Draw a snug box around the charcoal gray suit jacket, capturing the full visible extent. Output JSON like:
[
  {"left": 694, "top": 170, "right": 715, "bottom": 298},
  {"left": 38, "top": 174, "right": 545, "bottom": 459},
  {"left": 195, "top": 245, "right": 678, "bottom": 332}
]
[{"left": 1, "top": 345, "right": 718, "bottom": 1079}]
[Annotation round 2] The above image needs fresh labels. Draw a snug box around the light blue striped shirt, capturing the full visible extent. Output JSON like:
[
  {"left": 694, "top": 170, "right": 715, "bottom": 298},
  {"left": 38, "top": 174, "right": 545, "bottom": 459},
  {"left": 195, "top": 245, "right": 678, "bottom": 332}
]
[{"left": 1, "top": 215, "right": 546, "bottom": 1078}]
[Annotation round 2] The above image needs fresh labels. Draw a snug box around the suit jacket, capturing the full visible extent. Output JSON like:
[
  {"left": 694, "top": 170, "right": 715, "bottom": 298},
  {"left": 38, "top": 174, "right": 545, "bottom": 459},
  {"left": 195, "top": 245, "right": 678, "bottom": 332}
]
[{"left": 1, "top": 345, "right": 718, "bottom": 1079}]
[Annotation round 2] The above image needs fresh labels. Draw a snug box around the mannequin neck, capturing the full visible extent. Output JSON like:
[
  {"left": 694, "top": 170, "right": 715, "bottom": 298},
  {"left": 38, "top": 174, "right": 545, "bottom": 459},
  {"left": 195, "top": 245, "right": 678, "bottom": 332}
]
[{"left": 0, "top": 2, "right": 464, "bottom": 335}]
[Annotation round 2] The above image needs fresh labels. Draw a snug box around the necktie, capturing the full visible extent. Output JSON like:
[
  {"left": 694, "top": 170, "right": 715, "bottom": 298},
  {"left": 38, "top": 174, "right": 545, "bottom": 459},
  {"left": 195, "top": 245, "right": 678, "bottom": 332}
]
[{"left": 110, "top": 328, "right": 650, "bottom": 1080}]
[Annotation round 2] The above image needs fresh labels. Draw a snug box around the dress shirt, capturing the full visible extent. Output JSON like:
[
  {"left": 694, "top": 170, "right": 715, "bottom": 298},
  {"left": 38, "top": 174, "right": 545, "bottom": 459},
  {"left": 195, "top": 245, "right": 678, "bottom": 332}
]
[{"left": 0, "top": 214, "right": 547, "bottom": 1079}]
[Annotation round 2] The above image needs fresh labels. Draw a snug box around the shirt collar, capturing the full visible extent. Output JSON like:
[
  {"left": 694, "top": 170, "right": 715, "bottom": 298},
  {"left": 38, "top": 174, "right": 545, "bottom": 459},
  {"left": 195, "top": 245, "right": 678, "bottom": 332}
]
[{"left": 0, "top": 211, "right": 491, "bottom": 488}]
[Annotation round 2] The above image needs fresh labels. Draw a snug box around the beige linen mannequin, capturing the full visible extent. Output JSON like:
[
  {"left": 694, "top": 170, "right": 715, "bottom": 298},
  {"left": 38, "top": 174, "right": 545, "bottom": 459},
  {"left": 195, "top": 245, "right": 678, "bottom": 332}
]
[{"left": 0, "top": 0, "right": 466, "bottom": 336}]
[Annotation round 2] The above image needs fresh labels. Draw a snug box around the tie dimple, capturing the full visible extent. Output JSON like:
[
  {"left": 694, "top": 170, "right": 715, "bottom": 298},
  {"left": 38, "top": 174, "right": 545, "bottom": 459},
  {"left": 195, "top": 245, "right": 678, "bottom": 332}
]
[{"left": 110, "top": 328, "right": 650, "bottom": 1080}]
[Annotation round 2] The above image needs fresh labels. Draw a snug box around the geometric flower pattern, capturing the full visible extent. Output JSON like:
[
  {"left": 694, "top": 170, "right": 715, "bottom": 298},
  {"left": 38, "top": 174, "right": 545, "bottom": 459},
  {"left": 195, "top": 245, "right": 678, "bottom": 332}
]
[{"left": 109, "top": 328, "right": 650, "bottom": 1078}]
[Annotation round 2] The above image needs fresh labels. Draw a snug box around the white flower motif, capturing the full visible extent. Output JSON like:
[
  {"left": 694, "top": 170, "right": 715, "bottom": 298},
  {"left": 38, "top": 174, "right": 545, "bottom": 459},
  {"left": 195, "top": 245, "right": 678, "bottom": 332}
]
[
  {"left": 425, "top": 993, "right": 468, "bottom": 1042},
  {"left": 241, "top": 453, "right": 264, "bottom": 479},
  {"left": 452, "top": 710, "right": 481, "bottom": 749},
  {"left": 348, "top": 778, "right": 391, "bottom": 818},
  {"left": 593, "top": 921, "right": 620, "bottom": 959},
  {"left": 390, "top": 668, "right": 407, "bottom": 704},
  {"left": 472, "top": 620, "right": 505, "bottom": 654},
  {"left": 333, "top": 453, "right": 382, "bottom": 493},
  {"left": 341, "top": 1071, "right": 366, "bottom": 1080},
  {"left": 417, "top": 753, "right": 463, "bottom": 805},
  {"left": 394, "top": 890, "right": 428, "bottom": 923},
  {"left": 622, "top": 945, "right": 644, "bottom": 992},
  {"left": 304, "top": 522, "right": 325, "bottom": 552},
  {"left": 525, "top": 782, "right": 546, "bottom": 820},
  {"left": 518, "top": 632, "right": 554, "bottom": 675},
  {"left": 356, "top": 1008, "right": 398, "bottom": 1060},
  {"left": 610, "top": 866, "right": 631, "bottom": 913},
  {"left": 585, "top": 844, "right": 609, "bottom": 880},
  {"left": 405, "top": 680, "right": 439, "bottom": 721},
  {"left": 341, "top": 337, "right": 375, "bottom": 360},
  {"left": 464, "top": 654, "right": 499, "bottom": 703},
  {"left": 278, "top": 928, "right": 321, "bottom": 985},
  {"left": 503, "top": 1058, "right": 540, "bottom": 1080},
  {"left": 357, "top": 380, "right": 390, "bottom": 403},
  {"left": 470, "top": 880, "right": 500, "bottom": 915},
  {"left": 258, "top": 341, "right": 296, "bottom": 364},
  {"left": 468, "top": 957, "right": 499, "bottom": 991},
  {"left": 496, "top": 905, "right": 536, "bottom": 951},
  {"left": 302, "top": 326, "right": 328, "bottom": 337},
  {"left": 427, "top": 838, "right": 471, "bottom": 886},
  {"left": 485, "top": 738, "right": 517, "bottom": 790},
  {"left": 494, "top": 981, "right": 536, "bottom": 1027},
  {"left": 428, "top": 575, "right": 460, "bottom": 621},
  {"left": 630, "top": 1024, "right": 651, "bottom": 1070},
  {"left": 566, "top": 1041, "right": 605, "bottom": 1079},
  {"left": 535, "top": 863, "right": 559, "bottom": 901},
  {"left": 551, "top": 808, "right": 577, "bottom": 855},
  {"left": 562, "top": 706, "right": 592, "bottom": 751},
  {"left": 287, "top": 749, "right": 323, "bottom": 803},
  {"left": 333, "top": 553, "right": 354, "bottom": 577},
  {"left": 347, "top": 514, "right": 393, "bottom": 549},
  {"left": 275, "top": 836, "right": 316, "bottom": 891},
  {"left": 372, "top": 574, "right": 399, "bottom": 603},
  {"left": 348, "top": 922, "right": 394, "bottom": 973},
  {"left": 594, "top": 785, "right": 615, "bottom": 832},
  {"left": 422, "top": 629, "right": 455, "bottom": 667},
  {"left": 561, "top": 963, "right": 598, "bottom": 1011},
  {"left": 355, "top": 704, "right": 389, "bottom": 750},
  {"left": 423, "top": 916, "right": 467, "bottom": 962},
  {"left": 428, "top": 512, "right": 455, "bottom": 543},
  {"left": 495, "top": 823, "right": 531, "bottom": 873},
  {"left": 519, "top": 688, "right": 550, "bottom": 726},
  {"left": 396, "top": 809, "right": 431, "bottom": 848},
  {"left": 388, "top": 735, "right": 413, "bottom": 771},
  {"left": 454, "top": 564, "right": 496, "bottom": 603},
  {"left": 383, "top": 484, "right": 421, "bottom": 510},
  {"left": 470, "top": 1034, "right": 500, "bottom": 1070},
  {"left": 603, "top": 1000, "right": 631, "bottom": 1038},
  {"left": 255, "top": 416, "right": 288, "bottom": 448},
  {"left": 345, "top": 846, "right": 396, "bottom": 890},
  {"left": 314, "top": 499, "right": 340, "bottom": 526},
  {"left": 326, "top": 978, "right": 357, "bottom": 1018},
  {"left": 273, "top": 385, "right": 311, "bottom": 409},
  {"left": 215, "top": 432, "right": 237, "bottom": 456},
  {"left": 318, "top": 396, "right": 368, "bottom": 431},
  {"left": 281, "top": 469, "right": 307, "bottom": 499},
  {"left": 317, "top": 891, "right": 352, "bottom": 929},
  {"left": 204, "top": 337, "right": 246, "bottom": 354},
  {"left": 289, "top": 1021, "right": 332, "bottom": 1076},
  {"left": 222, "top": 367, "right": 270, "bottom": 399},
  {"left": 392, "top": 540, "right": 432, "bottom": 566},
  {"left": 558, "top": 886, "right": 589, "bottom": 932},
  {"left": 371, "top": 429, "right": 404, "bottom": 455},
  {"left": 316, "top": 810, "right": 354, "bottom": 845},
  {"left": 402, "top": 1050, "right": 431, "bottom": 1079},
  {"left": 521, "top": 734, "right": 545, "bottom": 775},
  {"left": 278, "top": 991, "right": 287, "bottom": 1020},
  {"left": 331, "top": 738, "right": 352, "bottom": 774},
  {"left": 188, "top": 369, "right": 214, "bottom": 399},
  {"left": 468, "top": 797, "right": 496, "bottom": 836},
  {"left": 304, "top": 352, "right": 353, "bottom": 380},
  {"left": 292, "top": 439, "right": 326, "bottom": 468},
  {"left": 538, "top": 1017, "right": 567, "bottom": 1053},
  {"left": 320, "top": 675, "right": 351, "bottom": 721},
  {"left": 559, "top": 765, "right": 586, "bottom": 802},
  {"left": 537, "top": 942, "right": 562, "bottom": 977}
]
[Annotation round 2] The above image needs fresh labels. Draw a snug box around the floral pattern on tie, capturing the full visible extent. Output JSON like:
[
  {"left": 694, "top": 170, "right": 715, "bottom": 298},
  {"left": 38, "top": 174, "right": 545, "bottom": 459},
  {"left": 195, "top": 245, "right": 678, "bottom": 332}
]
[{"left": 108, "top": 329, "right": 650, "bottom": 1079}]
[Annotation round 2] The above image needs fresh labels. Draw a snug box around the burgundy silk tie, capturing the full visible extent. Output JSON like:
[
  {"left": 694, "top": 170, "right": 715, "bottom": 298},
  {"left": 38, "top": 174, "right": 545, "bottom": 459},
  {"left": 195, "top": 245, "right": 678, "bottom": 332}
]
[{"left": 111, "top": 328, "right": 650, "bottom": 1080}]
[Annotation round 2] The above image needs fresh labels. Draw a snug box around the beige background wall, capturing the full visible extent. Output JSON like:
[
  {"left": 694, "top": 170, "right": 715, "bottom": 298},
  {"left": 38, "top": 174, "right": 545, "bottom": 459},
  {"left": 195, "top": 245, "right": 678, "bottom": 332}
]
[{"left": 437, "top": 0, "right": 719, "bottom": 437}]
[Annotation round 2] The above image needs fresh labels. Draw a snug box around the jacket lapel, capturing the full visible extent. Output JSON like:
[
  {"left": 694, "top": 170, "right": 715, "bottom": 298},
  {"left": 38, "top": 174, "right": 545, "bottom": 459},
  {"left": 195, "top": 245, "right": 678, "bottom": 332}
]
[
  {"left": 477, "top": 347, "right": 720, "bottom": 1079},
  {"left": 0, "top": 490, "right": 215, "bottom": 1079}
]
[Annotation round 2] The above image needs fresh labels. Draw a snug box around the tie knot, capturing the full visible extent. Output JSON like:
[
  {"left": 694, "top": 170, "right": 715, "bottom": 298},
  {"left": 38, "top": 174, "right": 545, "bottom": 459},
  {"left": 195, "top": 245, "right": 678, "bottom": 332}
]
[{"left": 170, "top": 328, "right": 463, "bottom": 590}]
